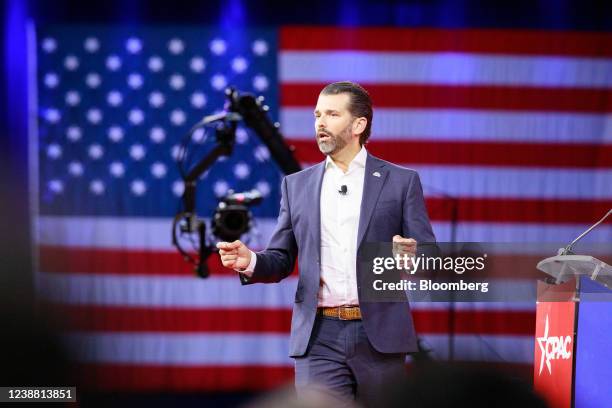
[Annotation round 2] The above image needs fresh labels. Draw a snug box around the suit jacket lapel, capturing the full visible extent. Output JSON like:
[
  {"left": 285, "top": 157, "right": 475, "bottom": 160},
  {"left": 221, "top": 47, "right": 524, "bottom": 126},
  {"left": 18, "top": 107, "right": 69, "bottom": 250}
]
[
  {"left": 357, "top": 154, "right": 388, "bottom": 248},
  {"left": 308, "top": 162, "right": 326, "bottom": 260}
]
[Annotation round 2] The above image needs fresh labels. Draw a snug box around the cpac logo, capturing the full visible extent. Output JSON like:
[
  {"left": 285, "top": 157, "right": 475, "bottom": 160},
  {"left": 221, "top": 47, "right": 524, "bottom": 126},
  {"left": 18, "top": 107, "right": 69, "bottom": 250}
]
[{"left": 536, "top": 315, "right": 572, "bottom": 375}]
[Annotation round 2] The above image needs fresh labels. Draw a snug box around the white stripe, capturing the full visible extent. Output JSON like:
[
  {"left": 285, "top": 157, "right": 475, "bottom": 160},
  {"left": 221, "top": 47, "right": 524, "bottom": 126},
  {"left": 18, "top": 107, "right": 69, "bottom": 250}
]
[
  {"left": 38, "top": 216, "right": 612, "bottom": 248},
  {"left": 280, "top": 51, "right": 612, "bottom": 88},
  {"left": 414, "top": 165, "right": 612, "bottom": 200},
  {"left": 297, "top": 163, "right": 612, "bottom": 199},
  {"left": 38, "top": 273, "right": 544, "bottom": 308},
  {"left": 62, "top": 332, "right": 532, "bottom": 365},
  {"left": 281, "top": 108, "right": 612, "bottom": 144},
  {"left": 36, "top": 216, "right": 278, "bottom": 250},
  {"left": 36, "top": 216, "right": 174, "bottom": 250},
  {"left": 63, "top": 332, "right": 292, "bottom": 366},
  {"left": 38, "top": 273, "right": 297, "bottom": 308},
  {"left": 421, "top": 334, "right": 533, "bottom": 363}
]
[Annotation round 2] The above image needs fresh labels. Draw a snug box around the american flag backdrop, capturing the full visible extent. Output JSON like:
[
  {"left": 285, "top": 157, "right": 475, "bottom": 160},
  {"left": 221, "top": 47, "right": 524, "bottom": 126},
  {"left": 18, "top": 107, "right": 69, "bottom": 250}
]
[{"left": 33, "top": 26, "right": 612, "bottom": 391}]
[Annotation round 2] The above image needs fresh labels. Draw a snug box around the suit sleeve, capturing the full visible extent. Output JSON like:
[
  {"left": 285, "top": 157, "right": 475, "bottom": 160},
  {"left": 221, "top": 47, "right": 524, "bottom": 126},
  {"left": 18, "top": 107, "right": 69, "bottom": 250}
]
[
  {"left": 403, "top": 172, "right": 436, "bottom": 244},
  {"left": 239, "top": 176, "right": 298, "bottom": 285}
]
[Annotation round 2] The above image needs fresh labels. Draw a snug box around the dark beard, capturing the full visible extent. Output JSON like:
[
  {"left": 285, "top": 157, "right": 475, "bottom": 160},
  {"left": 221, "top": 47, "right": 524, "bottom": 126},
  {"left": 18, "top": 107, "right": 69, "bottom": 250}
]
[{"left": 316, "top": 124, "right": 351, "bottom": 155}]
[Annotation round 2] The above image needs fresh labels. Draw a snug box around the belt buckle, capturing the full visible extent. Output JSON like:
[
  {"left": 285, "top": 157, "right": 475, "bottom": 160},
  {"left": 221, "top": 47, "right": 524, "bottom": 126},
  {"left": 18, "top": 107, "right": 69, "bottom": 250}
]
[{"left": 338, "top": 307, "right": 348, "bottom": 320}]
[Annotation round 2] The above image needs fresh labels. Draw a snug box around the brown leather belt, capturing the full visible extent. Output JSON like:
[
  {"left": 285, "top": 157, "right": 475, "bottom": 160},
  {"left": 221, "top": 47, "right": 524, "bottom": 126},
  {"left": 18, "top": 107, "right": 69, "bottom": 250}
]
[{"left": 318, "top": 306, "right": 362, "bottom": 320}]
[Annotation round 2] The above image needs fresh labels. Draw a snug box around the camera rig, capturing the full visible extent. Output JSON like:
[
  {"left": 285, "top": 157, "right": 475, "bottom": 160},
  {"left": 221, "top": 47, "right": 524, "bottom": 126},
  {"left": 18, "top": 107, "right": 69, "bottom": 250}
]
[{"left": 172, "top": 88, "right": 301, "bottom": 278}]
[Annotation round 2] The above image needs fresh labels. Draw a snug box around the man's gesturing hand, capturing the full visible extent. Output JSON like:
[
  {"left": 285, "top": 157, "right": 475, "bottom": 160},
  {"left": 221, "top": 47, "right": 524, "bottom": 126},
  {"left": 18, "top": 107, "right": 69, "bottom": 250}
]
[
  {"left": 216, "top": 240, "right": 252, "bottom": 270},
  {"left": 392, "top": 235, "right": 417, "bottom": 257},
  {"left": 392, "top": 235, "right": 417, "bottom": 271}
]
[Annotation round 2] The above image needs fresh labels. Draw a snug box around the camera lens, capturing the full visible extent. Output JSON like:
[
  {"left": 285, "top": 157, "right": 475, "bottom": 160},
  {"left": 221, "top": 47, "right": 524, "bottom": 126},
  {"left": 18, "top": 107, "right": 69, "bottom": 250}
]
[{"left": 213, "top": 205, "right": 250, "bottom": 242}]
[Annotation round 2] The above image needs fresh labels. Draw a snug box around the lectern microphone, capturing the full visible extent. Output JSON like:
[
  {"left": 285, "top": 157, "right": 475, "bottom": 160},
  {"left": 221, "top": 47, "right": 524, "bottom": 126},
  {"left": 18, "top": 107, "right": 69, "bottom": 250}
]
[{"left": 560, "top": 208, "right": 612, "bottom": 255}]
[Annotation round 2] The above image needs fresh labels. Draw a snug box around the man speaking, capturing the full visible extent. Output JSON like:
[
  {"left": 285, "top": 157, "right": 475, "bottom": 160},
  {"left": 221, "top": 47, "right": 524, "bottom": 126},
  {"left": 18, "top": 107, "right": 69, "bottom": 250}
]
[{"left": 218, "top": 82, "right": 435, "bottom": 406}]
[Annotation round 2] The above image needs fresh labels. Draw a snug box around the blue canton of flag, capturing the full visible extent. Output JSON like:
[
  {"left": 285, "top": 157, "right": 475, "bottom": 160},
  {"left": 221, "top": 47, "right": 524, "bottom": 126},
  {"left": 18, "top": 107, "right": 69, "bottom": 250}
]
[{"left": 37, "top": 26, "right": 281, "bottom": 219}]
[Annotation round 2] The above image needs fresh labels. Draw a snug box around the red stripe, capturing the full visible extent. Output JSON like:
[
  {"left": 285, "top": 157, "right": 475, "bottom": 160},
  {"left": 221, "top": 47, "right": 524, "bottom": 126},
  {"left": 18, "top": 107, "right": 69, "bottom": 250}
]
[
  {"left": 425, "top": 197, "right": 612, "bottom": 224},
  {"left": 48, "top": 303, "right": 533, "bottom": 336},
  {"left": 39, "top": 246, "right": 554, "bottom": 278},
  {"left": 413, "top": 310, "right": 535, "bottom": 336},
  {"left": 280, "top": 27, "right": 612, "bottom": 57},
  {"left": 282, "top": 84, "right": 612, "bottom": 113},
  {"left": 38, "top": 245, "right": 253, "bottom": 276},
  {"left": 474, "top": 255, "right": 550, "bottom": 279},
  {"left": 75, "top": 364, "right": 293, "bottom": 391},
  {"left": 287, "top": 139, "right": 612, "bottom": 168},
  {"left": 49, "top": 305, "right": 292, "bottom": 333},
  {"left": 38, "top": 246, "right": 611, "bottom": 281}
]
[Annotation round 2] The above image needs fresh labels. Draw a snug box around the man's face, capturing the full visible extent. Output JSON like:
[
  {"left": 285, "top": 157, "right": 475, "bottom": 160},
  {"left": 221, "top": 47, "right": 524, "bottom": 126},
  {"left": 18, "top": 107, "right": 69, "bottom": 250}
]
[{"left": 314, "top": 93, "right": 355, "bottom": 156}]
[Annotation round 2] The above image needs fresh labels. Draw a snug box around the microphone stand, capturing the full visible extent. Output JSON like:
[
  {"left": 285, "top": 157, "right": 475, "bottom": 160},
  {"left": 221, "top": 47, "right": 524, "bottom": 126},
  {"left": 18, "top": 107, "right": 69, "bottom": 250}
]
[
  {"left": 560, "top": 209, "right": 612, "bottom": 255},
  {"left": 419, "top": 185, "right": 460, "bottom": 362}
]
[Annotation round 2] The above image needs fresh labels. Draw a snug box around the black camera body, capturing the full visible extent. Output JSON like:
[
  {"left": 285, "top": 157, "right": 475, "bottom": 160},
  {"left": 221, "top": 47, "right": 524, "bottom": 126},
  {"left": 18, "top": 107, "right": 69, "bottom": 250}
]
[{"left": 212, "top": 190, "right": 263, "bottom": 242}]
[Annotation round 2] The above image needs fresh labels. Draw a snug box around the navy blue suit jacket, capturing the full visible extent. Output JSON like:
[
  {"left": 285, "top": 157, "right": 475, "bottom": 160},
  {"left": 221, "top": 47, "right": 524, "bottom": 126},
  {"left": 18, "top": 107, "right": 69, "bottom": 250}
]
[{"left": 241, "top": 153, "right": 436, "bottom": 357}]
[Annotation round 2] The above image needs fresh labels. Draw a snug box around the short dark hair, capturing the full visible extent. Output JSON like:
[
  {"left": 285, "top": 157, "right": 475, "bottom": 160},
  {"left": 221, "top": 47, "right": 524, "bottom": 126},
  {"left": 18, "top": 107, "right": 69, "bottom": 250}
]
[{"left": 320, "top": 81, "right": 373, "bottom": 145}]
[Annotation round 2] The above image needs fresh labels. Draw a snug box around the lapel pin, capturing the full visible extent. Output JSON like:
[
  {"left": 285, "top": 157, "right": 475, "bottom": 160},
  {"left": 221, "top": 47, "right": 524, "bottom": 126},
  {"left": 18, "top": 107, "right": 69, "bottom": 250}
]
[{"left": 373, "top": 171, "right": 381, "bottom": 178}]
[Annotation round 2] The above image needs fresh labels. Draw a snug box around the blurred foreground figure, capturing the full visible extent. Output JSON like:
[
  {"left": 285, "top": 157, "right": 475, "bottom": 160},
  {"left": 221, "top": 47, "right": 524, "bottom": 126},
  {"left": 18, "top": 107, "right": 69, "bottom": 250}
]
[
  {"left": 379, "top": 363, "right": 548, "bottom": 408},
  {"left": 0, "top": 173, "right": 73, "bottom": 389},
  {"left": 244, "top": 384, "right": 358, "bottom": 408}
]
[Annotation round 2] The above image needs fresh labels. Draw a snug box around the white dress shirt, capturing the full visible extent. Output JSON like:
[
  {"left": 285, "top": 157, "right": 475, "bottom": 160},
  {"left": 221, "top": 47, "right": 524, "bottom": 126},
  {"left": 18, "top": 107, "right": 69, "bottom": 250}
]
[
  {"left": 239, "top": 147, "right": 367, "bottom": 308},
  {"left": 317, "top": 146, "right": 366, "bottom": 306}
]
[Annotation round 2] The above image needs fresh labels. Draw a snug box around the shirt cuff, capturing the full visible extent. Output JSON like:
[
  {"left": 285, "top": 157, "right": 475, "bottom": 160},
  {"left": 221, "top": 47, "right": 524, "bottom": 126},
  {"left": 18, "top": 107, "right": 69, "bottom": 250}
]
[{"left": 236, "top": 250, "right": 257, "bottom": 277}]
